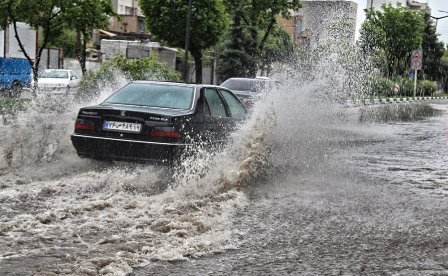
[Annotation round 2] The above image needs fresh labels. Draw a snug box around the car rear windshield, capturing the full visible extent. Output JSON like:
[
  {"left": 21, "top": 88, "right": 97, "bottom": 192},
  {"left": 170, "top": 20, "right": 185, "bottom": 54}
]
[
  {"left": 220, "top": 79, "right": 272, "bottom": 92},
  {"left": 103, "top": 83, "right": 194, "bottom": 110},
  {"left": 40, "top": 70, "right": 69, "bottom": 79}
]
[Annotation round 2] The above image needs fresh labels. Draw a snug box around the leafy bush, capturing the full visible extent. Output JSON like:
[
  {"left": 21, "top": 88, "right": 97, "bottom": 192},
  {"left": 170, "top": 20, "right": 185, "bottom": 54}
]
[
  {"left": 365, "top": 76, "right": 437, "bottom": 98},
  {"left": 77, "top": 55, "right": 182, "bottom": 100},
  {"left": 0, "top": 98, "right": 30, "bottom": 115},
  {"left": 366, "top": 76, "right": 394, "bottom": 97},
  {"left": 417, "top": 80, "right": 437, "bottom": 96},
  {"left": 395, "top": 77, "right": 414, "bottom": 97}
]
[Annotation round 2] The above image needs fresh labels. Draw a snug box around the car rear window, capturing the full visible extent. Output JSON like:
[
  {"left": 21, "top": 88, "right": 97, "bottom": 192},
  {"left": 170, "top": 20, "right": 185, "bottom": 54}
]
[
  {"left": 40, "top": 70, "right": 69, "bottom": 79},
  {"left": 220, "top": 79, "right": 271, "bottom": 92},
  {"left": 104, "top": 83, "right": 194, "bottom": 110}
]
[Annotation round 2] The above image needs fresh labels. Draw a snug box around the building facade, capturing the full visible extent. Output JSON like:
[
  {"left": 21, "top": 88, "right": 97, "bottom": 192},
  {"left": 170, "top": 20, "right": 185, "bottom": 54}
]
[
  {"left": 109, "top": 0, "right": 146, "bottom": 34},
  {"left": 367, "top": 0, "right": 428, "bottom": 11}
]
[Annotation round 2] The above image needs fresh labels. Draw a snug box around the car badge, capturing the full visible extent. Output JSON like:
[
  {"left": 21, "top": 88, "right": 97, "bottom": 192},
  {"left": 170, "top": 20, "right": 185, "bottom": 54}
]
[{"left": 120, "top": 111, "right": 126, "bottom": 117}]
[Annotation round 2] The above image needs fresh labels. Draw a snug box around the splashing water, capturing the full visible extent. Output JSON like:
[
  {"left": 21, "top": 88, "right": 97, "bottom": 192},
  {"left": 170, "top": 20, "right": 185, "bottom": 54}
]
[{"left": 0, "top": 41, "right": 373, "bottom": 275}]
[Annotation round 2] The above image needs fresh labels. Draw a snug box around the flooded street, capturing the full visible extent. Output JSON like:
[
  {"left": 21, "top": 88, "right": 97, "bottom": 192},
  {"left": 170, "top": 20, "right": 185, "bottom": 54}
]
[
  {"left": 1, "top": 98, "right": 448, "bottom": 275},
  {"left": 135, "top": 102, "right": 448, "bottom": 275}
]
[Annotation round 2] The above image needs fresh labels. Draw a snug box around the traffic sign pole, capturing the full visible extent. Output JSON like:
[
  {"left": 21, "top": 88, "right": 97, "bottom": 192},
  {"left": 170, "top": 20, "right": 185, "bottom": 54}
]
[
  {"left": 414, "top": 69, "right": 417, "bottom": 97},
  {"left": 411, "top": 50, "right": 422, "bottom": 97}
]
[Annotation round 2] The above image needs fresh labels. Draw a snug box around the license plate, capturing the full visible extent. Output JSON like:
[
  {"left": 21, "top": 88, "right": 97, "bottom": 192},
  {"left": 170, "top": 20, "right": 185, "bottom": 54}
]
[{"left": 103, "top": 121, "right": 142, "bottom": 133}]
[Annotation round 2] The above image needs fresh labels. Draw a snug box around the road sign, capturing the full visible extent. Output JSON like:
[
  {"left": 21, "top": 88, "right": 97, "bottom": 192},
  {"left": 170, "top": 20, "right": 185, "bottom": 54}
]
[{"left": 411, "top": 50, "right": 422, "bottom": 70}]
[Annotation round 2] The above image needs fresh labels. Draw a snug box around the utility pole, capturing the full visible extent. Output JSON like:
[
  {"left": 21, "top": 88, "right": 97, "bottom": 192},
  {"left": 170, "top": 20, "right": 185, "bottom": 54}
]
[{"left": 183, "top": 0, "right": 192, "bottom": 83}]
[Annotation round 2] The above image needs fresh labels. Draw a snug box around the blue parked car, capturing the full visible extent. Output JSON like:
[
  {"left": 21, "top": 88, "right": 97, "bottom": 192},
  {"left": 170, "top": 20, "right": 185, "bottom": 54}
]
[{"left": 0, "top": 57, "right": 32, "bottom": 97}]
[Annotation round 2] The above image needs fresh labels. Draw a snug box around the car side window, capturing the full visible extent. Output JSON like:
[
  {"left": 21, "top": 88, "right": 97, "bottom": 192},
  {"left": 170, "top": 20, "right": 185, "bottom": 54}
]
[
  {"left": 204, "top": 88, "right": 227, "bottom": 117},
  {"left": 219, "top": 89, "right": 246, "bottom": 119}
]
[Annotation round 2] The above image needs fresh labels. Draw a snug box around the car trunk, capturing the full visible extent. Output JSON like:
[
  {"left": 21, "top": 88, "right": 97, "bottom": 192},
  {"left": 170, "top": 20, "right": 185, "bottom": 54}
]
[{"left": 74, "top": 104, "right": 193, "bottom": 143}]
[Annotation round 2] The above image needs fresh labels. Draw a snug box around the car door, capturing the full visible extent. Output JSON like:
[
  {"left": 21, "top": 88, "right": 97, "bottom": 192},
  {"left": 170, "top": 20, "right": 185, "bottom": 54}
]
[
  {"left": 202, "top": 87, "right": 232, "bottom": 143},
  {"left": 218, "top": 89, "right": 247, "bottom": 121}
]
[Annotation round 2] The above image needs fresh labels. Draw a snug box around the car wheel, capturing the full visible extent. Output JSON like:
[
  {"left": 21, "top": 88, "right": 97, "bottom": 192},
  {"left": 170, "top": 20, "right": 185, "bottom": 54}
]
[{"left": 9, "top": 82, "right": 22, "bottom": 98}]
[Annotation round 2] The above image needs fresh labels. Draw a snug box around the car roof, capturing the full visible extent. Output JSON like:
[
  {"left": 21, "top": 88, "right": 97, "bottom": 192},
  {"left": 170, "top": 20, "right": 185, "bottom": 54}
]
[
  {"left": 131, "top": 80, "right": 228, "bottom": 90},
  {"left": 223, "top": 77, "right": 273, "bottom": 81},
  {"left": 42, "top": 69, "right": 73, "bottom": 72}
]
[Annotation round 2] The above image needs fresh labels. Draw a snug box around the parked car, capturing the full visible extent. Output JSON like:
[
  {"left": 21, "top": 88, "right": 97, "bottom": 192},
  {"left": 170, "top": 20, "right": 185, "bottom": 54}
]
[
  {"left": 71, "top": 81, "right": 247, "bottom": 163},
  {"left": 37, "top": 69, "right": 80, "bottom": 92},
  {"left": 220, "top": 77, "right": 278, "bottom": 108},
  {"left": 0, "top": 57, "right": 32, "bottom": 97}
]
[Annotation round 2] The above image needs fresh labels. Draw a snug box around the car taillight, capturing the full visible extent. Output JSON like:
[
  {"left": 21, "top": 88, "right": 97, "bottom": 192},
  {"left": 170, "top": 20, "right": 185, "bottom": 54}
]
[
  {"left": 75, "top": 119, "right": 95, "bottom": 131},
  {"left": 149, "top": 127, "right": 180, "bottom": 140}
]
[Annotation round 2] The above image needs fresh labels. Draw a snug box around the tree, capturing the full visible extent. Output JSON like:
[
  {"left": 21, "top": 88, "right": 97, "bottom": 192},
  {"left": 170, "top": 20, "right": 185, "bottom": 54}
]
[
  {"left": 65, "top": 0, "right": 115, "bottom": 76},
  {"left": 78, "top": 55, "right": 181, "bottom": 100},
  {"left": 139, "top": 0, "right": 229, "bottom": 83},
  {"left": 217, "top": 4, "right": 257, "bottom": 81},
  {"left": 46, "top": 29, "right": 77, "bottom": 58},
  {"left": 0, "top": 0, "right": 70, "bottom": 85},
  {"left": 441, "top": 47, "right": 448, "bottom": 92},
  {"left": 421, "top": 12, "right": 445, "bottom": 81},
  {"left": 0, "top": 0, "right": 115, "bottom": 84},
  {"left": 221, "top": 0, "right": 301, "bottom": 77},
  {"left": 360, "top": 5, "right": 425, "bottom": 77},
  {"left": 259, "top": 25, "right": 295, "bottom": 75}
]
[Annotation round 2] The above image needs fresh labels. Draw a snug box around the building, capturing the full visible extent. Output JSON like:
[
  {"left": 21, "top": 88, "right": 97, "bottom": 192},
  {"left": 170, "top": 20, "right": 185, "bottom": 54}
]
[
  {"left": 367, "top": 0, "right": 428, "bottom": 11},
  {"left": 109, "top": 0, "right": 146, "bottom": 34},
  {"left": 94, "top": 0, "right": 149, "bottom": 47},
  {"left": 279, "top": 0, "right": 358, "bottom": 49},
  {"left": 100, "top": 39, "right": 178, "bottom": 69}
]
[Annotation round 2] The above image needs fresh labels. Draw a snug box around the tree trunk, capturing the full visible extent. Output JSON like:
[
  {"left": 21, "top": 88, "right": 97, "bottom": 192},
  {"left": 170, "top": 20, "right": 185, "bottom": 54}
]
[
  {"left": 81, "top": 33, "right": 87, "bottom": 76},
  {"left": 191, "top": 49, "right": 203, "bottom": 84},
  {"left": 75, "top": 31, "right": 87, "bottom": 76}
]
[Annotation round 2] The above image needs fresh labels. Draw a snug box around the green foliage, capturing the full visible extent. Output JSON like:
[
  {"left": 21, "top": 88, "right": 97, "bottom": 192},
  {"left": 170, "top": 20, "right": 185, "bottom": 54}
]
[
  {"left": 66, "top": 0, "right": 114, "bottom": 35},
  {"left": 422, "top": 12, "right": 445, "bottom": 81},
  {"left": 77, "top": 55, "right": 181, "bottom": 100},
  {"left": 442, "top": 49, "right": 448, "bottom": 92},
  {"left": 366, "top": 76, "right": 395, "bottom": 97},
  {"left": 139, "top": 0, "right": 229, "bottom": 83},
  {"left": 365, "top": 76, "right": 437, "bottom": 98},
  {"left": 218, "top": 0, "right": 301, "bottom": 78},
  {"left": 0, "top": 0, "right": 115, "bottom": 82},
  {"left": 259, "top": 25, "right": 295, "bottom": 75},
  {"left": 0, "top": 99, "right": 30, "bottom": 115},
  {"left": 217, "top": 7, "right": 257, "bottom": 81},
  {"left": 46, "top": 29, "right": 77, "bottom": 58},
  {"left": 360, "top": 5, "right": 425, "bottom": 77},
  {"left": 218, "top": 0, "right": 301, "bottom": 79},
  {"left": 417, "top": 80, "right": 437, "bottom": 95}
]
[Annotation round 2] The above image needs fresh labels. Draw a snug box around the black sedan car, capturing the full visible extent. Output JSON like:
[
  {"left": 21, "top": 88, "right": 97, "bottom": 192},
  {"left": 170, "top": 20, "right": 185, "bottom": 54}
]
[{"left": 71, "top": 81, "right": 246, "bottom": 162}]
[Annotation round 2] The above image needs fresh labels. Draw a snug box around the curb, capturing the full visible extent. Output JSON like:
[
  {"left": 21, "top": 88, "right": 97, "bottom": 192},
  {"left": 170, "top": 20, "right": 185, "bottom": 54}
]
[{"left": 350, "top": 96, "right": 448, "bottom": 107}]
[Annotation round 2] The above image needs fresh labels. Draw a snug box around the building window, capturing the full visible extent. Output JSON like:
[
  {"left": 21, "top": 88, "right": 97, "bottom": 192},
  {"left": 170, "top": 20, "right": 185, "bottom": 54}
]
[
  {"left": 125, "top": 6, "right": 133, "bottom": 15},
  {"left": 138, "top": 20, "right": 145, "bottom": 33}
]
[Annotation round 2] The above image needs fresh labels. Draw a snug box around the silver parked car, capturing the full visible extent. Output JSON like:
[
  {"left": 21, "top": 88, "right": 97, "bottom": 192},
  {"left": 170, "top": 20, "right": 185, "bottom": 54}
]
[{"left": 220, "top": 77, "right": 278, "bottom": 108}]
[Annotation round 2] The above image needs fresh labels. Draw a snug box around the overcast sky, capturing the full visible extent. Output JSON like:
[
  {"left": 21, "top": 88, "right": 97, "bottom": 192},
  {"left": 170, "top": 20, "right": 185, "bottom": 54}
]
[{"left": 352, "top": 0, "right": 448, "bottom": 45}]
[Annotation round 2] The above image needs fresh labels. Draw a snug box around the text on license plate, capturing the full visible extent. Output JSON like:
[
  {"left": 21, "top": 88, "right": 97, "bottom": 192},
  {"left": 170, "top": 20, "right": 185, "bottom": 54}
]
[{"left": 103, "top": 121, "right": 142, "bottom": 132}]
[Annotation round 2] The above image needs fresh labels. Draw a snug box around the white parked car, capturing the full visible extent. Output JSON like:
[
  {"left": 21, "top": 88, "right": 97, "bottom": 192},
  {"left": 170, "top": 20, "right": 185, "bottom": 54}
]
[{"left": 37, "top": 69, "right": 80, "bottom": 92}]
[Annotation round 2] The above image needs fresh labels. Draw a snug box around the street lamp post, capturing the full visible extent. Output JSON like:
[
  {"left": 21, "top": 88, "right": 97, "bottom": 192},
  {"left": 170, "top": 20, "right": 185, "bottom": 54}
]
[
  {"left": 183, "top": 0, "right": 192, "bottom": 83},
  {"left": 431, "top": 10, "right": 448, "bottom": 30},
  {"left": 430, "top": 15, "right": 448, "bottom": 29}
]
